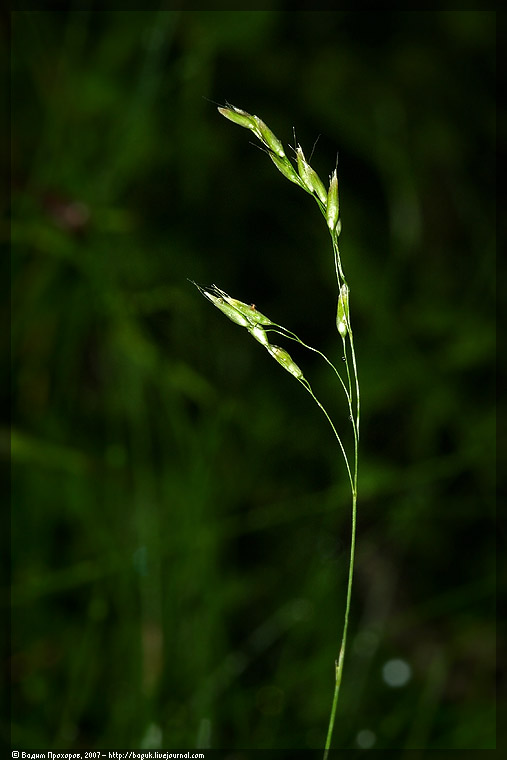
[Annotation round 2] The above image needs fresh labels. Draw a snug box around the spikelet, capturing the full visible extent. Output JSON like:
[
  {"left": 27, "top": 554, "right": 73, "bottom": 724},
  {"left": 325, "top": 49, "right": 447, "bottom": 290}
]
[
  {"left": 296, "top": 146, "right": 328, "bottom": 204},
  {"left": 268, "top": 345, "right": 304, "bottom": 380},
  {"left": 336, "top": 282, "right": 350, "bottom": 337},
  {"left": 326, "top": 169, "right": 340, "bottom": 232}
]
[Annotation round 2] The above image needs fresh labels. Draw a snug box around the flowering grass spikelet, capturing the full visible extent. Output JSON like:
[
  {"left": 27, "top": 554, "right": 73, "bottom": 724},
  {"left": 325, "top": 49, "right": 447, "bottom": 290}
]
[
  {"left": 218, "top": 105, "right": 258, "bottom": 133},
  {"left": 223, "top": 296, "right": 273, "bottom": 326},
  {"left": 336, "top": 282, "right": 350, "bottom": 337},
  {"left": 252, "top": 115, "right": 285, "bottom": 157},
  {"left": 296, "top": 146, "right": 328, "bottom": 205},
  {"left": 192, "top": 282, "right": 277, "bottom": 352},
  {"left": 269, "top": 153, "right": 303, "bottom": 186},
  {"left": 268, "top": 345, "right": 304, "bottom": 380},
  {"left": 326, "top": 169, "right": 340, "bottom": 231},
  {"left": 203, "top": 291, "right": 251, "bottom": 327},
  {"left": 217, "top": 105, "right": 285, "bottom": 158},
  {"left": 249, "top": 324, "right": 270, "bottom": 347}
]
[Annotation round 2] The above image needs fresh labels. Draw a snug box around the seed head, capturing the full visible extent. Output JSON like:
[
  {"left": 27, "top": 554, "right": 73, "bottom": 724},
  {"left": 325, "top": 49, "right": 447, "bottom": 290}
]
[
  {"left": 326, "top": 169, "right": 340, "bottom": 231},
  {"left": 252, "top": 115, "right": 285, "bottom": 157},
  {"left": 193, "top": 282, "right": 276, "bottom": 334},
  {"left": 269, "top": 153, "right": 303, "bottom": 186},
  {"left": 296, "top": 146, "right": 328, "bottom": 205},
  {"left": 223, "top": 296, "right": 272, "bottom": 326},
  {"left": 203, "top": 290, "right": 251, "bottom": 327},
  {"left": 336, "top": 282, "right": 350, "bottom": 337},
  {"left": 268, "top": 345, "right": 304, "bottom": 380},
  {"left": 249, "top": 324, "right": 270, "bottom": 347},
  {"left": 191, "top": 282, "right": 250, "bottom": 327},
  {"left": 218, "top": 105, "right": 286, "bottom": 158},
  {"left": 218, "top": 105, "right": 258, "bottom": 132}
]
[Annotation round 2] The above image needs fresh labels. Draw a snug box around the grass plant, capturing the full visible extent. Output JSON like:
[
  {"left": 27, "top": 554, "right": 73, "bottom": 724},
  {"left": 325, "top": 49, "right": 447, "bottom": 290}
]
[
  {"left": 193, "top": 104, "right": 360, "bottom": 755},
  {"left": 10, "top": 13, "right": 495, "bottom": 751}
]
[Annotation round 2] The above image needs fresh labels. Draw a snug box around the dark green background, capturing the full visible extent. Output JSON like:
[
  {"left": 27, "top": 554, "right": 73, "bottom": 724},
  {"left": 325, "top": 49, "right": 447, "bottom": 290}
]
[{"left": 10, "top": 10, "right": 495, "bottom": 752}]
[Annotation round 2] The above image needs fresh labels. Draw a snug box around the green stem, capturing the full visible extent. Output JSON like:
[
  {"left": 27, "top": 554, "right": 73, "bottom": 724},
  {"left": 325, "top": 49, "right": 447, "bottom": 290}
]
[
  {"left": 299, "top": 379, "right": 354, "bottom": 496},
  {"left": 323, "top": 488, "right": 357, "bottom": 759},
  {"left": 348, "top": 326, "right": 361, "bottom": 441},
  {"left": 297, "top": 375, "right": 359, "bottom": 760},
  {"left": 268, "top": 325, "right": 358, "bottom": 443},
  {"left": 342, "top": 335, "right": 353, "bottom": 407},
  {"left": 322, "top": 335, "right": 359, "bottom": 755},
  {"left": 269, "top": 325, "right": 349, "bottom": 400},
  {"left": 323, "top": 231, "right": 360, "bottom": 756},
  {"left": 331, "top": 232, "right": 345, "bottom": 283},
  {"left": 279, "top": 148, "right": 361, "bottom": 757}
]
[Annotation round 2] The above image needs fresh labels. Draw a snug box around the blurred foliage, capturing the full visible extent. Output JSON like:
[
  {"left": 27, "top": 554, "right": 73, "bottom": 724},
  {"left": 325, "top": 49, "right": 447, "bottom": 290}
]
[{"left": 9, "top": 10, "right": 495, "bottom": 752}]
